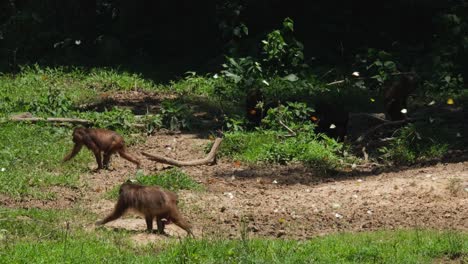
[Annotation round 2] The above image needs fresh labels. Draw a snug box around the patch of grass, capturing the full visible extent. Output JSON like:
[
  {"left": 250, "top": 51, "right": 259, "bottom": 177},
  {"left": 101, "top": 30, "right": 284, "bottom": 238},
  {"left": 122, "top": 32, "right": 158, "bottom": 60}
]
[
  {"left": 0, "top": 209, "right": 466, "bottom": 264},
  {"left": 0, "top": 208, "right": 94, "bottom": 239},
  {"left": 220, "top": 130, "right": 346, "bottom": 172},
  {"left": 0, "top": 123, "right": 89, "bottom": 197},
  {"left": 154, "top": 230, "right": 467, "bottom": 263},
  {"left": 0, "top": 65, "right": 161, "bottom": 116},
  {"left": 0, "top": 208, "right": 158, "bottom": 263},
  {"left": 105, "top": 168, "right": 202, "bottom": 199},
  {"left": 379, "top": 123, "right": 464, "bottom": 165}
]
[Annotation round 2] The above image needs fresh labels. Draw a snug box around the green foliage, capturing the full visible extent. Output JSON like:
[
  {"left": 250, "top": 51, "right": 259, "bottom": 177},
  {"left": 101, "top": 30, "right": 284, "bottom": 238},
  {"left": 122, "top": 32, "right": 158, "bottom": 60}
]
[
  {"left": 220, "top": 130, "right": 344, "bottom": 172},
  {"left": 160, "top": 100, "right": 193, "bottom": 131},
  {"left": 262, "top": 18, "right": 306, "bottom": 75},
  {"left": 0, "top": 123, "right": 84, "bottom": 197},
  {"left": 261, "top": 102, "right": 315, "bottom": 131},
  {"left": 0, "top": 66, "right": 161, "bottom": 117},
  {"left": 105, "top": 168, "right": 202, "bottom": 199},
  {"left": 428, "top": 6, "right": 468, "bottom": 94},
  {"left": 379, "top": 124, "right": 451, "bottom": 165},
  {"left": 224, "top": 114, "right": 247, "bottom": 132},
  {"left": 155, "top": 230, "right": 467, "bottom": 264},
  {"left": 85, "top": 68, "right": 157, "bottom": 92},
  {"left": 221, "top": 56, "right": 263, "bottom": 87},
  {"left": 169, "top": 72, "right": 229, "bottom": 95},
  {"left": 28, "top": 87, "right": 73, "bottom": 117},
  {"left": 80, "top": 107, "right": 135, "bottom": 132},
  {"left": 142, "top": 114, "right": 163, "bottom": 135},
  {"left": 136, "top": 168, "right": 202, "bottom": 192},
  {"left": 355, "top": 48, "right": 398, "bottom": 86},
  {"left": 219, "top": 18, "right": 309, "bottom": 106}
]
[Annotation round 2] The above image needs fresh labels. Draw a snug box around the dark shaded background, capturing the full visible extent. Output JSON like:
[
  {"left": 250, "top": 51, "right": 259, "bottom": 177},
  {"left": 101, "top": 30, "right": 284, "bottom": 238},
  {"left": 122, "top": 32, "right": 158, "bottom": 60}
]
[{"left": 0, "top": 0, "right": 466, "bottom": 81}]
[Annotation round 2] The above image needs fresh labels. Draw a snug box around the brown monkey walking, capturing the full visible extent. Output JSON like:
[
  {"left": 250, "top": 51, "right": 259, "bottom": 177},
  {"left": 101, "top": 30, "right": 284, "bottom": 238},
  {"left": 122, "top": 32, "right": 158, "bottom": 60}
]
[
  {"left": 63, "top": 127, "right": 141, "bottom": 170},
  {"left": 96, "top": 183, "right": 194, "bottom": 237}
]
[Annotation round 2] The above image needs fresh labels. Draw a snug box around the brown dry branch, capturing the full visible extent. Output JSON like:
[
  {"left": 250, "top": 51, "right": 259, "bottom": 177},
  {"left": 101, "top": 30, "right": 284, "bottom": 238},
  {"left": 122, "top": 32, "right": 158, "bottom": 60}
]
[
  {"left": 9, "top": 113, "right": 146, "bottom": 128},
  {"left": 142, "top": 137, "right": 223, "bottom": 167},
  {"left": 10, "top": 116, "right": 92, "bottom": 125},
  {"left": 356, "top": 119, "right": 414, "bottom": 143}
]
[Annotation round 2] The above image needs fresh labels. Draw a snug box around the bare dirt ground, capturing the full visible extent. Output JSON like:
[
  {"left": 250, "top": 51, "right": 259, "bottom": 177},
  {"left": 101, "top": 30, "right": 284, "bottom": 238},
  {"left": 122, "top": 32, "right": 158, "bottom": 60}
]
[
  {"left": 68, "top": 133, "right": 465, "bottom": 243},
  {"left": 2, "top": 90, "right": 467, "bottom": 243},
  {"left": 3, "top": 132, "right": 467, "bottom": 243}
]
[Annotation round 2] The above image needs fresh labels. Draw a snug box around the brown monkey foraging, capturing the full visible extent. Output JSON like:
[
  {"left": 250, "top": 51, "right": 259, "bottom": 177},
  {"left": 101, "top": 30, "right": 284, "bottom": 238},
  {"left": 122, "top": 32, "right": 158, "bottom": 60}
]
[
  {"left": 96, "top": 183, "right": 194, "bottom": 237},
  {"left": 383, "top": 74, "right": 417, "bottom": 121},
  {"left": 63, "top": 127, "right": 141, "bottom": 170}
]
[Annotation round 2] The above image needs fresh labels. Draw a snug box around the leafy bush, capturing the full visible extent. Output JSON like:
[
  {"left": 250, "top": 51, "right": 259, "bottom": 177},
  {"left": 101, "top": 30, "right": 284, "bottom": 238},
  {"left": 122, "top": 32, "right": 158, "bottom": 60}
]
[
  {"left": 220, "top": 129, "right": 345, "bottom": 172},
  {"left": 28, "top": 87, "right": 73, "bottom": 117},
  {"left": 80, "top": 107, "right": 135, "bottom": 132},
  {"left": 379, "top": 124, "right": 450, "bottom": 165},
  {"left": 261, "top": 102, "right": 315, "bottom": 131},
  {"left": 142, "top": 114, "right": 163, "bottom": 135},
  {"left": 160, "top": 100, "right": 193, "bottom": 131}
]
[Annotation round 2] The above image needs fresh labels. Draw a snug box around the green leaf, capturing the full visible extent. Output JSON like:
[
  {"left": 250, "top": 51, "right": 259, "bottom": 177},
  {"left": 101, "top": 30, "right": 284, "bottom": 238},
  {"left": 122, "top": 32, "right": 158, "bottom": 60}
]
[
  {"left": 283, "top": 74, "right": 299, "bottom": 82},
  {"left": 283, "top": 17, "right": 294, "bottom": 32}
]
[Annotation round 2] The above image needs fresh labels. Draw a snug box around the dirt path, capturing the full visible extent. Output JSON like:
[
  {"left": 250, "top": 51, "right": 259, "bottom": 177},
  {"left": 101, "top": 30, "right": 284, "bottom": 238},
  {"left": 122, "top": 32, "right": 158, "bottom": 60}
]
[
  {"left": 77, "top": 133, "right": 467, "bottom": 242},
  {"left": 3, "top": 132, "right": 466, "bottom": 242}
]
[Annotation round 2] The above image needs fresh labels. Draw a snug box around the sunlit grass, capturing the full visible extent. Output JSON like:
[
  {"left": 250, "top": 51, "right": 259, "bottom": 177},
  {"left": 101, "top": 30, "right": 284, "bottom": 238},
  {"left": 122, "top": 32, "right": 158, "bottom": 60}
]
[{"left": 1, "top": 209, "right": 466, "bottom": 264}]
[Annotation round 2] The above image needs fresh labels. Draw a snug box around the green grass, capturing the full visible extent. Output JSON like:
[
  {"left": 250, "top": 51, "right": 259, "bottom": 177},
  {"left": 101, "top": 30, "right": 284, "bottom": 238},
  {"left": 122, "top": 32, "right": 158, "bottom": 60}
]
[
  {"left": 0, "top": 65, "right": 162, "bottom": 116},
  {"left": 220, "top": 131, "right": 346, "bottom": 172},
  {"left": 0, "top": 208, "right": 466, "bottom": 264},
  {"left": 105, "top": 168, "right": 203, "bottom": 199},
  {"left": 0, "top": 123, "right": 89, "bottom": 198},
  {"left": 380, "top": 122, "right": 468, "bottom": 165}
]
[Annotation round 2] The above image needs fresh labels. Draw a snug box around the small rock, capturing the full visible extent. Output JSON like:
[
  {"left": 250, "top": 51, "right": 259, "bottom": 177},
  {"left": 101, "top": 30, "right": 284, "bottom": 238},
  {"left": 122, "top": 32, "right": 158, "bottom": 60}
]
[
  {"left": 220, "top": 206, "right": 226, "bottom": 213},
  {"left": 224, "top": 192, "right": 234, "bottom": 199},
  {"left": 335, "top": 213, "right": 343, "bottom": 219},
  {"left": 331, "top": 203, "right": 341, "bottom": 209},
  {"left": 249, "top": 226, "right": 259, "bottom": 232},
  {"left": 277, "top": 230, "right": 286, "bottom": 238}
]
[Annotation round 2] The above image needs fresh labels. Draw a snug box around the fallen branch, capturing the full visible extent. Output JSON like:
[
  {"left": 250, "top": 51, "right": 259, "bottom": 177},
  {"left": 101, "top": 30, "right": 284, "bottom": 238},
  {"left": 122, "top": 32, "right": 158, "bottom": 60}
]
[
  {"left": 9, "top": 114, "right": 146, "bottom": 128},
  {"left": 356, "top": 119, "right": 419, "bottom": 143},
  {"left": 279, "top": 120, "right": 297, "bottom": 136},
  {"left": 10, "top": 116, "right": 92, "bottom": 125},
  {"left": 142, "top": 137, "right": 223, "bottom": 167}
]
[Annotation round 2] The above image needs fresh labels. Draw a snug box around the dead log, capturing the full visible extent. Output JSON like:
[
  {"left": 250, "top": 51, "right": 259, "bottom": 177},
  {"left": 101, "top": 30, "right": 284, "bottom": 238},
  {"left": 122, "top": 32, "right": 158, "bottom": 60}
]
[
  {"left": 9, "top": 116, "right": 92, "bottom": 125},
  {"left": 142, "top": 137, "right": 223, "bottom": 167},
  {"left": 8, "top": 113, "right": 146, "bottom": 128}
]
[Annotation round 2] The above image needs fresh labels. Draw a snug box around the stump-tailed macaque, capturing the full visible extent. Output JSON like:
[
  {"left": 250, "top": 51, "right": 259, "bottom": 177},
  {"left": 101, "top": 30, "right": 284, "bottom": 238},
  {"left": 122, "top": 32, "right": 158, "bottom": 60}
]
[
  {"left": 313, "top": 102, "right": 349, "bottom": 142},
  {"left": 383, "top": 74, "right": 417, "bottom": 121},
  {"left": 63, "top": 127, "right": 141, "bottom": 170},
  {"left": 96, "top": 183, "right": 194, "bottom": 237}
]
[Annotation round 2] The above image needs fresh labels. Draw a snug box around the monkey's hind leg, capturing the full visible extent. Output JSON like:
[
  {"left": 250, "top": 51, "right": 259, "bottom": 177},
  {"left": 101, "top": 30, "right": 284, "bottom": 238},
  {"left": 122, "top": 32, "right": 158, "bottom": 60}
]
[
  {"left": 145, "top": 215, "right": 155, "bottom": 233},
  {"left": 96, "top": 199, "right": 127, "bottom": 226}
]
